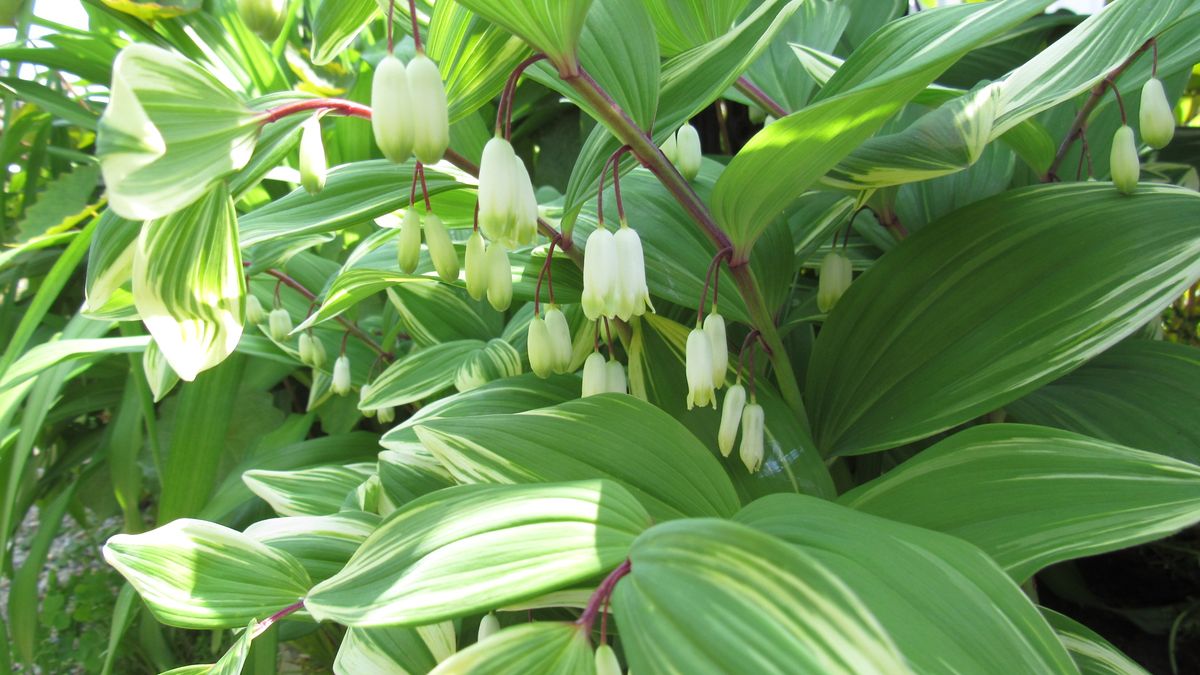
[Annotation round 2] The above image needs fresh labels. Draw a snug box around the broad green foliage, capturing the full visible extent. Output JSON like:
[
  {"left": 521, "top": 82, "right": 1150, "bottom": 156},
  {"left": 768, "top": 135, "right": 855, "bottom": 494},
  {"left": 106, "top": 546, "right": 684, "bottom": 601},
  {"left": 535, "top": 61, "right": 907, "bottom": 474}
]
[{"left": 429, "top": 622, "right": 594, "bottom": 675}]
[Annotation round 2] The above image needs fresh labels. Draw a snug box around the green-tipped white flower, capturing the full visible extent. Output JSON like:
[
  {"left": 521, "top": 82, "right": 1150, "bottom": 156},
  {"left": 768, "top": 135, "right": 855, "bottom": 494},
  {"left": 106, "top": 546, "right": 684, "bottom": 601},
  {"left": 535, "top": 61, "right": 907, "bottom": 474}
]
[
  {"left": 513, "top": 156, "right": 539, "bottom": 246},
  {"left": 407, "top": 54, "right": 450, "bottom": 164},
  {"left": 675, "top": 123, "right": 702, "bottom": 181},
  {"left": 1140, "top": 78, "right": 1174, "bottom": 149},
  {"left": 398, "top": 208, "right": 422, "bottom": 274},
  {"left": 332, "top": 355, "right": 352, "bottom": 396},
  {"left": 606, "top": 359, "right": 627, "bottom": 395},
  {"left": 359, "top": 383, "right": 375, "bottom": 417},
  {"left": 245, "top": 294, "right": 267, "bottom": 325},
  {"left": 237, "top": 0, "right": 286, "bottom": 40},
  {"left": 817, "top": 251, "right": 853, "bottom": 313},
  {"left": 1110, "top": 125, "right": 1140, "bottom": 195},
  {"left": 685, "top": 326, "right": 716, "bottom": 410},
  {"left": 613, "top": 224, "right": 653, "bottom": 321},
  {"left": 718, "top": 384, "right": 746, "bottom": 457},
  {"left": 485, "top": 242, "right": 512, "bottom": 311},
  {"left": 703, "top": 311, "right": 727, "bottom": 387},
  {"left": 299, "top": 115, "right": 326, "bottom": 195},
  {"left": 740, "top": 402, "right": 765, "bottom": 473},
  {"left": 527, "top": 314, "right": 555, "bottom": 378},
  {"left": 423, "top": 213, "right": 459, "bottom": 282},
  {"left": 376, "top": 406, "right": 395, "bottom": 424},
  {"left": 477, "top": 137, "right": 518, "bottom": 242},
  {"left": 299, "top": 333, "right": 326, "bottom": 369},
  {"left": 268, "top": 307, "right": 292, "bottom": 341},
  {"left": 595, "top": 644, "right": 621, "bottom": 675},
  {"left": 465, "top": 230, "right": 488, "bottom": 300},
  {"left": 661, "top": 131, "right": 679, "bottom": 164},
  {"left": 581, "top": 352, "right": 608, "bottom": 397},
  {"left": 478, "top": 613, "right": 500, "bottom": 641},
  {"left": 371, "top": 55, "right": 414, "bottom": 163},
  {"left": 543, "top": 306, "right": 573, "bottom": 373},
  {"left": 582, "top": 227, "right": 617, "bottom": 321}
]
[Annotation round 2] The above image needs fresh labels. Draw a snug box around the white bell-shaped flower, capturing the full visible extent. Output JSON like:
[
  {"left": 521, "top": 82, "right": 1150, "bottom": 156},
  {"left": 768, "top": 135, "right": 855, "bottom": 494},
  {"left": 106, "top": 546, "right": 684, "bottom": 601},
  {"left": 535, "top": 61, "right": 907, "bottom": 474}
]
[
  {"left": 376, "top": 406, "right": 396, "bottom": 424},
  {"left": 582, "top": 227, "right": 617, "bottom": 321},
  {"left": 675, "top": 123, "right": 702, "bottom": 181},
  {"left": 718, "top": 383, "right": 746, "bottom": 457},
  {"left": 237, "top": 0, "right": 286, "bottom": 40},
  {"left": 299, "top": 115, "right": 326, "bottom": 195},
  {"left": 423, "top": 213, "right": 459, "bottom": 282},
  {"left": 298, "top": 332, "right": 326, "bottom": 369},
  {"left": 527, "top": 314, "right": 555, "bottom": 378},
  {"left": 817, "top": 251, "right": 853, "bottom": 313},
  {"left": 605, "top": 359, "right": 627, "bottom": 395},
  {"left": 478, "top": 613, "right": 500, "bottom": 641},
  {"left": 1140, "top": 78, "right": 1174, "bottom": 150},
  {"left": 477, "top": 137, "right": 518, "bottom": 242},
  {"left": 268, "top": 307, "right": 292, "bottom": 341},
  {"left": 485, "top": 242, "right": 513, "bottom": 311},
  {"left": 542, "top": 306, "right": 573, "bottom": 374},
  {"left": 371, "top": 55, "right": 413, "bottom": 163},
  {"left": 612, "top": 224, "right": 653, "bottom": 321},
  {"left": 245, "top": 294, "right": 267, "bottom": 325},
  {"left": 703, "top": 311, "right": 727, "bottom": 387},
  {"left": 581, "top": 352, "right": 608, "bottom": 397},
  {"left": 513, "top": 156, "right": 539, "bottom": 246},
  {"left": 359, "top": 383, "right": 375, "bottom": 417},
  {"left": 332, "top": 355, "right": 352, "bottom": 396},
  {"left": 595, "top": 645, "right": 621, "bottom": 675},
  {"left": 739, "top": 403, "right": 765, "bottom": 473},
  {"left": 397, "top": 208, "right": 422, "bottom": 274},
  {"left": 464, "top": 230, "right": 488, "bottom": 300},
  {"left": 407, "top": 54, "right": 450, "bottom": 164},
  {"left": 685, "top": 326, "right": 716, "bottom": 410},
  {"left": 1110, "top": 125, "right": 1140, "bottom": 195},
  {"left": 660, "top": 131, "right": 679, "bottom": 164}
]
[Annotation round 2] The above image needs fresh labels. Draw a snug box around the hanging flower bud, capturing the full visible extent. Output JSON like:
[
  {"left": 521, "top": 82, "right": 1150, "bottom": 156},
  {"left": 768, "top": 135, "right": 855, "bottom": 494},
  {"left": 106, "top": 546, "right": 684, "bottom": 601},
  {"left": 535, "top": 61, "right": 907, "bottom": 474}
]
[
  {"left": 268, "top": 307, "right": 292, "bottom": 341},
  {"left": 1140, "top": 78, "right": 1175, "bottom": 150},
  {"left": 718, "top": 384, "right": 747, "bottom": 457},
  {"left": 817, "top": 251, "right": 853, "bottom": 313},
  {"left": 675, "top": 123, "right": 702, "bottom": 181},
  {"left": 237, "top": 0, "right": 286, "bottom": 40},
  {"left": 407, "top": 54, "right": 450, "bottom": 164},
  {"left": 703, "top": 311, "right": 727, "bottom": 387},
  {"left": 513, "top": 156, "right": 539, "bottom": 246},
  {"left": 542, "top": 306, "right": 573, "bottom": 373},
  {"left": 423, "top": 213, "right": 460, "bottom": 282},
  {"left": 660, "top": 131, "right": 679, "bottom": 165},
  {"left": 465, "top": 230, "right": 488, "bottom": 301},
  {"left": 359, "top": 383, "right": 375, "bottom": 417},
  {"left": 299, "top": 333, "right": 326, "bottom": 369},
  {"left": 1110, "top": 125, "right": 1140, "bottom": 195},
  {"left": 477, "top": 137, "right": 518, "bottom": 242},
  {"left": 527, "top": 314, "right": 555, "bottom": 378},
  {"left": 613, "top": 225, "right": 653, "bottom": 321},
  {"left": 397, "top": 208, "right": 422, "bottom": 274},
  {"left": 685, "top": 327, "right": 716, "bottom": 410},
  {"left": 332, "top": 355, "right": 352, "bottom": 396},
  {"left": 606, "top": 359, "right": 627, "bottom": 395},
  {"left": 245, "top": 294, "right": 267, "bottom": 325},
  {"left": 740, "top": 403, "right": 765, "bottom": 473},
  {"left": 581, "top": 352, "right": 608, "bottom": 397},
  {"left": 485, "top": 242, "right": 512, "bottom": 311},
  {"left": 299, "top": 115, "right": 326, "bottom": 195},
  {"left": 478, "top": 613, "right": 500, "bottom": 641},
  {"left": 376, "top": 406, "right": 396, "bottom": 424},
  {"left": 595, "top": 645, "right": 621, "bottom": 675},
  {"left": 371, "top": 55, "right": 414, "bottom": 163},
  {"left": 582, "top": 227, "right": 617, "bottom": 321}
]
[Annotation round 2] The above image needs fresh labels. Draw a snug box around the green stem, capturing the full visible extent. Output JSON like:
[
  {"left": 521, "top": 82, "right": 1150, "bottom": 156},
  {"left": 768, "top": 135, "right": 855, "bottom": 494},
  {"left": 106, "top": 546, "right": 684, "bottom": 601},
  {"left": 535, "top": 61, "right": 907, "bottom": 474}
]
[
  {"left": 561, "top": 68, "right": 806, "bottom": 416},
  {"left": 270, "top": 0, "right": 303, "bottom": 61}
]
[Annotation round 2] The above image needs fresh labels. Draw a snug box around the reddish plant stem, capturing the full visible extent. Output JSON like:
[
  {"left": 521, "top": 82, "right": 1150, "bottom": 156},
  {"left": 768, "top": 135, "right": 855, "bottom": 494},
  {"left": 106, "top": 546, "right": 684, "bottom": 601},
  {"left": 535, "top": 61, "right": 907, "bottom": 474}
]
[
  {"left": 250, "top": 600, "right": 304, "bottom": 640},
  {"left": 611, "top": 146, "right": 629, "bottom": 222},
  {"left": 697, "top": 248, "right": 732, "bottom": 325},
  {"left": 576, "top": 559, "right": 630, "bottom": 634},
  {"left": 418, "top": 163, "right": 432, "bottom": 210},
  {"left": 533, "top": 239, "right": 557, "bottom": 314},
  {"left": 408, "top": 0, "right": 422, "bottom": 53},
  {"left": 262, "top": 268, "right": 392, "bottom": 360},
  {"left": 386, "top": 0, "right": 396, "bottom": 53},
  {"left": 497, "top": 54, "right": 549, "bottom": 138},
  {"left": 735, "top": 76, "right": 788, "bottom": 119},
  {"left": 1043, "top": 39, "right": 1154, "bottom": 182},
  {"left": 1111, "top": 85, "right": 1128, "bottom": 124}
]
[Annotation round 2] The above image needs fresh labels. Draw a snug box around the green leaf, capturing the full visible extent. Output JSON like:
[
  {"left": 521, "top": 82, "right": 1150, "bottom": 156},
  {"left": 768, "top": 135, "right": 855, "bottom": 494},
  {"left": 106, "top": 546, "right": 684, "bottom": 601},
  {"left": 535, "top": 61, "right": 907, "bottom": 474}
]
[
  {"left": 360, "top": 340, "right": 486, "bottom": 409},
  {"left": 133, "top": 183, "right": 245, "bottom": 381},
  {"left": 414, "top": 394, "right": 741, "bottom": 521},
  {"left": 743, "top": 0, "right": 849, "bottom": 111},
  {"left": 807, "top": 183, "right": 1200, "bottom": 456},
  {"left": 1041, "top": 608, "right": 1149, "bottom": 675},
  {"left": 452, "top": 0, "right": 594, "bottom": 74},
  {"left": 614, "top": 518, "right": 911, "bottom": 674},
  {"left": 453, "top": 338, "right": 522, "bottom": 392},
  {"left": 0, "top": 336, "right": 149, "bottom": 393},
  {"left": 0, "top": 77, "right": 99, "bottom": 129},
  {"left": 712, "top": 0, "right": 1052, "bottom": 252},
  {"left": 243, "top": 463, "right": 377, "bottom": 517},
  {"left": 305, "top": 480, "right": 651, "bottom": 626},
  {"left": 103, "top": 519, "right": 312, "bottom": 629},
  {"left": 245, "top": 511, "right": 379, "bottom": 584},
  {"left": 428, "top": 2, "right": 531, "bottom": 124},
  {"left": 734, "top": 494, "right": 1074, "bottom": 674},
  {"left": 311, "top": 0, "right": 378, "bottom": 66},
  {"left": 1006, "top": 340, "right": 1200, "bottom": 465},
  {"left": 85, "top": 211, "right": 139, "bottom": 314},
  {"left": 335, "top": 624, "right": 443, "bottom": 675},
  {"left": 643, "top": 0, "right": 752, "bottom": 56},
  {"left": 840, "top": 424, "right": 1200, "bottom": 582},
  {"left": 429, "top": 622, "right": 594, "bottom": 675},
  {"left": 97, "top": 44, "right": 259, "bottom": 220},
  {"left": 388, "top": 282, "right": 498, "bottom": 347}
]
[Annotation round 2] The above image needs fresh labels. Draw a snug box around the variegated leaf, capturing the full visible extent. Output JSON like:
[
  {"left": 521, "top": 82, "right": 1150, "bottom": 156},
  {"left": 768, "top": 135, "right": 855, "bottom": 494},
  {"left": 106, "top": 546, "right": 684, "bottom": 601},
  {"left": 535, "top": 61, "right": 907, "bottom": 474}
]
[
  {"left": 454, "top": 338, "right": 522, "bottom": 392},
  {"left": 429, "top": 622, "right": 594, "bottom": 675},
  {"left": 244, "top": 511, "right": 379, "bottom": 583},
  {"left": 243, "top": 463, "right": 377, "bottom": 517},
  {"left": 360, "top": 340, "right": 485, "bottom": 410}
]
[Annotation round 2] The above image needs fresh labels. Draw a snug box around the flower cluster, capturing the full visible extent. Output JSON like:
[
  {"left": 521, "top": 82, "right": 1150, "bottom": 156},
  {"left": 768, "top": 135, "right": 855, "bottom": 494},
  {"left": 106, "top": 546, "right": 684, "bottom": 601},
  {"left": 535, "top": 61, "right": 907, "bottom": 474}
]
[
  {"left": 581, "top": 224, "right": 653, "bottom": 322},
  {"left": 1110, "top": 76, "right": 1175, "bottom": 195},
  {"left": 661, "top": 123, "right": 702, "bottom": 181},
  {"left": 528, "top": 307, "right": 573, "bottom": 378},
  {"left": 371, "top": 53, "right": 449, "bottom": 166},
  {"left": 395, "top": 208, "right": 460, "bottom": 283}
]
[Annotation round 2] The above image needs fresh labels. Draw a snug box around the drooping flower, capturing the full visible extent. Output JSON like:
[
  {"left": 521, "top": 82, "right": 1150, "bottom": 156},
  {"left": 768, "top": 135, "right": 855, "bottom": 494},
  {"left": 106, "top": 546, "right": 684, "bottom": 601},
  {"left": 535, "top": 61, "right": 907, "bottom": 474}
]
[
  {"left": 718, "top": 383, "right": 747, "bottom": 457},
  {"left": 542, "top": 306, "right": 573, "bottom": 374},
  {"left": 407, "top": 54, "right": 450, "bottom": 164},
  {"left": 237, "top": 0, "right": 286, "bottom": 40},
  {"left": 613, "top": 224, "right": 653, "bottom": 321},
  {"left": 675, "top": 123, "right": 702, "bottom": 181},
  {"left": 423, "top": 213, "right": 459, "bottom": 282},
  {"left": 595, "top": 645, "right": 621, "bottom": 675},
  {"left": 485, "top": 242, "right": 513, "bottom": 311},
  {"left": 464, "top": 230, "right": 488, "bottom": 300},
  {"left": 605, "top": 359, "right": 627, "bottom": 395},
  {"left": 703, "top": 311, "right": 727, "bottom": 387},
  {"left": 1140, "top": 78, "right": 1175, "bottom": 149},
  {"left": 268, "top": 307, "right": 292, "bottom": 341},
  {"left": 581, "top": 227, "right": 617, "bottom": 321},
  {"left": 660, "top": 131, "right": 679, "bottom": 164},
  {"left": 685, "top": 326, "right": 716, "bottom": 410},
  {"left": 245, "top": 294, "right": 267, "bottom": 325},
  {"left": 478, "top": 613, "right": 500, "bottom": 641},
  {"left": 359, "top": 383, "right": 375, "bottom": 417},
  {"left": 376, "top": 406, "right": 396, "bottom": 424},
  {"left": 477, "top": 137, "right": 518, "bottom": 242},
  {"left": 581, "top": 351, "right": 608, "bottom": 397},
  {"left": 513, "top": 156, "right": 539, "bottom": 246},
  {"left": 1110, "top": 125, "right": 1140, "bottom": 195},
  {"left": 332, "top": 355, "right": 352, "bottom": 396},
  {"left": 371, "top": 55, "right": 413, "bottom": 163},
  {"left": 298, "top": 333, "right": 326, "bottom": 369},
  {"left": 299, "top": 115, "right": 326, "bottom": 195},
  {"left": 739, "top": 403, "right": 765, "bottom": 473},
  {"left": 397, "top": 208, "right": 422, "bottom": 274},
  {"left": 817, "top": 251, "right": 853, "bottom": 313},
  {"left": 527, "top": 314, "right": 555, "bottom": 378}
]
